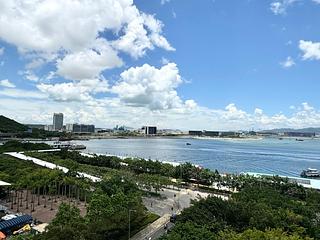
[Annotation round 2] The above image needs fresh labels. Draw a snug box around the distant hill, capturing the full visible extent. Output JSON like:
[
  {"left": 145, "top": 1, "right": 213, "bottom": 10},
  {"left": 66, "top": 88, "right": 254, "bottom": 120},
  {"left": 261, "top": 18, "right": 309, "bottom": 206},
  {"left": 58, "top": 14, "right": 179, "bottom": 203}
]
[
  {"left": 0, "top": 115, "right": 28, "bottom": 133},
  {"left": 261, "top": 127, "right": 320, "bottom": 134}
]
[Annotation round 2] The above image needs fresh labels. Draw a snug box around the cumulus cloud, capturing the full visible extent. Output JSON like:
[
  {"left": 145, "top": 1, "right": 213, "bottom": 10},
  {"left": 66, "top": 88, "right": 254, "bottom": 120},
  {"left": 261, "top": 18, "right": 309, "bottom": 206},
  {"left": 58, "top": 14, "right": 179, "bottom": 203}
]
[
  {"left": 57, "top": 40, "right": 123, "bottom": 81},
  {"left": 0, "top": 88, "right": 46, "bottom": 99},
  {"left": 37, "top": 79, "right": 109, "bottom": 102},
  {"left": 280, "top": 56, "right": 295, "bottom": 68},
  {"left": 24, "top": 70, "right": 40, "bottom": 82},
  {"left": 113, "top": 13, "right": 175, "bottom": 58},
  {"left": 0, "top": 79, "right": 15, "bottom": 88},
  {"left": 299, "top": 40, "right": 320, "bottom": 60},
  {"left": 270, "top": 0, "right": 298, "bottom": 15},
  {"left": 0, "top": 0, "right": 174, "bottom": 81},
  {"left": 161, "top": 0, "right": 170, "bottom": 5},
  {"left": 2, "top": 95, "right": 319, "bottom": 131},
  {"left": 112, "top": 63, "right": 186, "bottom": 110}
]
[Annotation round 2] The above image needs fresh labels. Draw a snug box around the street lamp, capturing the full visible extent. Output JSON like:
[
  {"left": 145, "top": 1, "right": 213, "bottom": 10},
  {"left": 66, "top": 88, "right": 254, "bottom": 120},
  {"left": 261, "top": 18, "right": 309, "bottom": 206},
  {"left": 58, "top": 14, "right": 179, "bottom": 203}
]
[{"left": 128, "top": 209, "right": 137, "bottom": 240}]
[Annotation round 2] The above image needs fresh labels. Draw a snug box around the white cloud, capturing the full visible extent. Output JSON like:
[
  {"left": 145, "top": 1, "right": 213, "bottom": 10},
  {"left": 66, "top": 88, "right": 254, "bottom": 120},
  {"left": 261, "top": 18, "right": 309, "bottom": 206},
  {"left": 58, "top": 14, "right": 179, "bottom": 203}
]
[
  {"left": 161, "top": 57, "right": 170, "bottom": 65},
  {"left": 302, "top": 102, "right": 314, "bottom": 111},
  {"left": 270, "top": 0, "right": 298, "bottom": 15},
  {"left": 312, "top": 0, "right": 320, "bottom": 4},
  {"left": 280, "top": 56, "right": 295, "bottom": 68},
  {"left": 112, "top": 63, "right": 185, "bottom": 110},
  {"left": 25, "top": 58, "right": 46, "bottom": 69},
  {"left": 113, "top": 13, "right": 175, "bottom": 58},
  {"left": 1, "top": 93, "right": 320, "bottom": 130},
  {"left": 0, "top": 0, "right": 173, "bottom": 81},
  {"left": 172, "top": 10, "right": 177, "bottom": 19},
  {"left": 185, "top": 99, "right": 197, "bottom": 109},
  {"left": 0, "top": 47, "right": 4, "bottom": 56},
  {"left": 37, "top": 82, "right": 92, "bottom": 102},
  {"left": 299, "top": 40, "right": 320, "bottom": 60},
  {"left": 254, "top": 108, "right": 263, "bottom": 116},
  {"left": 161, "top": 0, "right": 170, "bottom": 5},
  {"left": 57, "top": 40, "right": 123, "bottom": 81},
  {"left": 22, "top": 70, "right": 40, "bottom": 82},
  {"left": 37, "top": 78, "right": 109, "bottom": 102},
  {"left": 0, "top": 88, "right": 45, "bottom": 99},
  {"left": 0, "top": 79, "right": 15, "bottom": 88}
]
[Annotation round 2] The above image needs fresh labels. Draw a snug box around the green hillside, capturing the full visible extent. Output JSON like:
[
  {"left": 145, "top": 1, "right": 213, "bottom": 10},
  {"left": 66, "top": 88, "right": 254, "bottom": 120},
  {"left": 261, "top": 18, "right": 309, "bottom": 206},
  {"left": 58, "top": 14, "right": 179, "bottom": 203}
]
[{"left": 0, "top": 115, "right": 28, "bottom": 133}]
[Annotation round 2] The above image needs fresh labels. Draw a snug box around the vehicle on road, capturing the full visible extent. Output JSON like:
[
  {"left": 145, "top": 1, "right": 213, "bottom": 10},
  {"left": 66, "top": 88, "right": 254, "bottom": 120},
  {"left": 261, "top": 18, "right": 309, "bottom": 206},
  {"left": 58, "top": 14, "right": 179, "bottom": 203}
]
[{"left": 170, "top": 214, "right": 177, "bottom": 223}]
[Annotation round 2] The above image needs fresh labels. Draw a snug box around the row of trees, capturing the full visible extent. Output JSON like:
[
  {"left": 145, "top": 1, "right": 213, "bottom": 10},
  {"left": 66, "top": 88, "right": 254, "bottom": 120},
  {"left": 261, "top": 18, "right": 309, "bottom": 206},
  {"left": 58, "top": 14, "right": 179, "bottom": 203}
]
[
  {"left": 37, "top": 150, "right": 222, "bottom": 186},
  {"left": 34, "top": 175, "right": 158, "bottom": 240},
  {"left": 161, "top": 176, "right": 320, "bottom": 239},
  {"left": 0, "top": 141, "right": 51, "bottom": 153},
  {"left": 0, "top": 153, "right": 158, "bottom": 240},
  {"left": 0, "top": 154, "right": 92, "bottom": 214}
]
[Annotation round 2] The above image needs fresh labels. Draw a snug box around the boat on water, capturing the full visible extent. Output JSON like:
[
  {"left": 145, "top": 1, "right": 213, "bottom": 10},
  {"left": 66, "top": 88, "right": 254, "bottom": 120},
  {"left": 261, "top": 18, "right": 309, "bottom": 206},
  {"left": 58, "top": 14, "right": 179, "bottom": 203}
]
[
  {"left": 51, "top": 141, "right": 86, "bottom": 150},
  {"left": 186, "top": 142, "right": 191, "bottom": 145},
  {"left": 300, "top": 168, "right": 320, "bottom": 178},
  {"left": 296, "top": 138, "right": 304, "bottom": 142}
]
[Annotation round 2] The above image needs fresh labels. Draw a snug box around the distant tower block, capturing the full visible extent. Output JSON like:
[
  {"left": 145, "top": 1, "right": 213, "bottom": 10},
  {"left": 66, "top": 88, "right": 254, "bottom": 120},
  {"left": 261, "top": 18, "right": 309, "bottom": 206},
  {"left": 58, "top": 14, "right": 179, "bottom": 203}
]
[
  {"left": 145, "top": 126, "right": 157, "bottom": 135},
  {"left": 53, "top": 113, "right": 63, "bottom": 131}
]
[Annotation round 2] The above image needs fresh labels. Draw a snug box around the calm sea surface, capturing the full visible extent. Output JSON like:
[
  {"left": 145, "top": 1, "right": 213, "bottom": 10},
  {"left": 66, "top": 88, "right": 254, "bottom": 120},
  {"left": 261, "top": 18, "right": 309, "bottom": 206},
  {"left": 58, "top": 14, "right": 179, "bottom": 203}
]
[{"left": 74, "top": 138, "right": 320, "bottom": 177}]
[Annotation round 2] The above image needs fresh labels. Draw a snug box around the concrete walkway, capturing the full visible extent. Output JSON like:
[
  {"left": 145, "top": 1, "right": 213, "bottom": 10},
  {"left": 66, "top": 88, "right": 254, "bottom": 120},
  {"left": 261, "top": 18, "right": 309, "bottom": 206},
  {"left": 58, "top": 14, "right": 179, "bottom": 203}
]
[
  {"left": 4, "top": 151, "right": 101, "bottom": 182},
  {"left": 131, "top": 214, "right": 170, "bottom": 240}
]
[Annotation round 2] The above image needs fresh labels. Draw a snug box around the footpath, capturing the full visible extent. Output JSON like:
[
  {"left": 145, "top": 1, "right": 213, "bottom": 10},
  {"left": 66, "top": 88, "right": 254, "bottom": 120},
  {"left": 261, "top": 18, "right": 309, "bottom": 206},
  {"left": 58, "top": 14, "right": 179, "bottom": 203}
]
[{"left": 4, "top": 151, "right": 101, "bottom": 182}]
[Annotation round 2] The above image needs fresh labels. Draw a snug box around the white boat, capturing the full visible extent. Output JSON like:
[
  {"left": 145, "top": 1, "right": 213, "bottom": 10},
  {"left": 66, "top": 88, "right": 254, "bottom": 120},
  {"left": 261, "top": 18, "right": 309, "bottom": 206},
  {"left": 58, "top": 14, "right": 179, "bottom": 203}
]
[{"left": 300, "top": 168, "right": 320, "bottom": 178}]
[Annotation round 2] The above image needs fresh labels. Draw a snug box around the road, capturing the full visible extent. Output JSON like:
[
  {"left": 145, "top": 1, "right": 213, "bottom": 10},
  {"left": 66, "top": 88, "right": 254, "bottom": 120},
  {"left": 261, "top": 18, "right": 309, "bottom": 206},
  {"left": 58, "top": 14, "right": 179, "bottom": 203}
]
[
  {"left": 137, "top": 187, "right": 226, "bottom": 239},
  {"left": 130, "top": 214, "right": 170, "bottom": 240},
  {"left": 144, "top": 222, "right": 175, "bottom": 240},
  {"left": 142, "top": 187, "right": 224, "bottom": 217}
]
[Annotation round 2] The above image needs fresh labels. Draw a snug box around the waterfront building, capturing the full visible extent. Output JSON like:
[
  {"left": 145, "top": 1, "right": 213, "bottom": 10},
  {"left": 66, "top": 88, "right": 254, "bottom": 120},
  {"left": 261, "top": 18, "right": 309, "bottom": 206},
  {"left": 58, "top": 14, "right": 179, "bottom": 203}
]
[
  {"left": 53, "top": 113, "right": 63, "bottom": 131},
  {"left": 219, "top": 131, "right": 240, "bottom": 137},
  {"left": 283, "top": 132, "right": 315, "bottom": 138},
  {"left": 203, "top": 131, "right": 219, "bottom": 137},
  {"left": 144, "top": 126, "right": 157, "bottom": 135},
  {"left": 189, "top": 130, "right": 203, "bottom": 136},
  {"left": 247, "top": 172, "right": 320, "bottom": 190},
  {"left": 44, "top": 125, "right": 54, "bottom": 131},
  {"left": 66, "top": 123, "right": 95, "bottom": 133}
]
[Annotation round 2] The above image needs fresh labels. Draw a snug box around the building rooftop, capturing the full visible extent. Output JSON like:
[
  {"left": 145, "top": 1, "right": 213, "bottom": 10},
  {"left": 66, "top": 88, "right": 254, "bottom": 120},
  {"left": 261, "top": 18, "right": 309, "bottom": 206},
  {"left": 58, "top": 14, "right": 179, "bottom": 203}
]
[{"left": 246, "top": 172, "right": 320, "bottom": 190}]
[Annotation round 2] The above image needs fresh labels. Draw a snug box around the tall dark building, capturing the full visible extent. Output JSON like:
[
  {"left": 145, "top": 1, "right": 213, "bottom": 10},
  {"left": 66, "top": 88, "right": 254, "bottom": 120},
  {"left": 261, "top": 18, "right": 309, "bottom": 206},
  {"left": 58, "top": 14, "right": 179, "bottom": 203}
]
[
  {"left": 144, "top": 126, "right": 157, "bottom": 135},
  {"left": 66, "top": 124, "right": 95, "bottom": 133},
  {"left": 53, "top": 113, "right": 63, "bottom": 131}
]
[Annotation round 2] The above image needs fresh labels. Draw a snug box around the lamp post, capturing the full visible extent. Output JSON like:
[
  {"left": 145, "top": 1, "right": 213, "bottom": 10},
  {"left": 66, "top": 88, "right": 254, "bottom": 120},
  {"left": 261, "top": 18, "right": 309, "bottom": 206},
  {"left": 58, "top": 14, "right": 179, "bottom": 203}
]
[{"left": 128, "top": 209, "right": 136, "bottom": 240}]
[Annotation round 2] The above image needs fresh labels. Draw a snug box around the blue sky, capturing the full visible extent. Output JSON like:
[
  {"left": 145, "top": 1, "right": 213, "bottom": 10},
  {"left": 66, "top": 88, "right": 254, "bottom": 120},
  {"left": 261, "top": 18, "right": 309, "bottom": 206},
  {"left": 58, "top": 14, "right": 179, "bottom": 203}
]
[
  {"left": 135, "top": 0, "right": 320, "bottom": 113},
  {"left": 0, "top": 0, "right": 320, "bottom": 130}
]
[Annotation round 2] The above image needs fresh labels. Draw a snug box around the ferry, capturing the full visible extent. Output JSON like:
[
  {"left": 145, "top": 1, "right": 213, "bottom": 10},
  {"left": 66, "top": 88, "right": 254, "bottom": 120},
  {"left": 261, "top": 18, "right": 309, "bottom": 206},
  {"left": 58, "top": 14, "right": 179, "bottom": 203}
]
[
  {"left": 51, "top": 141, "right": 86, "bottom": 150},
  {"left": 300, "top": 168, "right": 320, "bottom": 178}
]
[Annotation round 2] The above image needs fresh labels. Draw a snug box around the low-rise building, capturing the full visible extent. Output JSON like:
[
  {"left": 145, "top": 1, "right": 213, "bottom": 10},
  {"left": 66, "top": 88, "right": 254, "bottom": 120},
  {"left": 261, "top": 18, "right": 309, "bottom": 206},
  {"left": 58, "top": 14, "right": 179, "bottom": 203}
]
[
  {"left": 44, "top": 125, "right": 54, "bottom": 131},
  {"left": 189, "top": 130, "right": 203, "bottom": 136},
  {"left": 203, "top": 131, "right": 219, "bottom": 137},
  {"left": 219, "top": 131, "right": 240, "bottom": 137},
  {"left": 283, "top": 132, "right": 315, "bottom": 138},
  {"left": 66, "top": 124, "right": 95, "bottom": 133}
]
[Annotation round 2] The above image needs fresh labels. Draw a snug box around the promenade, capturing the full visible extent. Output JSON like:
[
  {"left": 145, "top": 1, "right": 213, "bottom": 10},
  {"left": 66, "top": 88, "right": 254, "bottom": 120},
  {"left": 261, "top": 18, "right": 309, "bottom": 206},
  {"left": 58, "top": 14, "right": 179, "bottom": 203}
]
[{"left": 4, "top": 151, "right": 101, "bottom": 182}]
